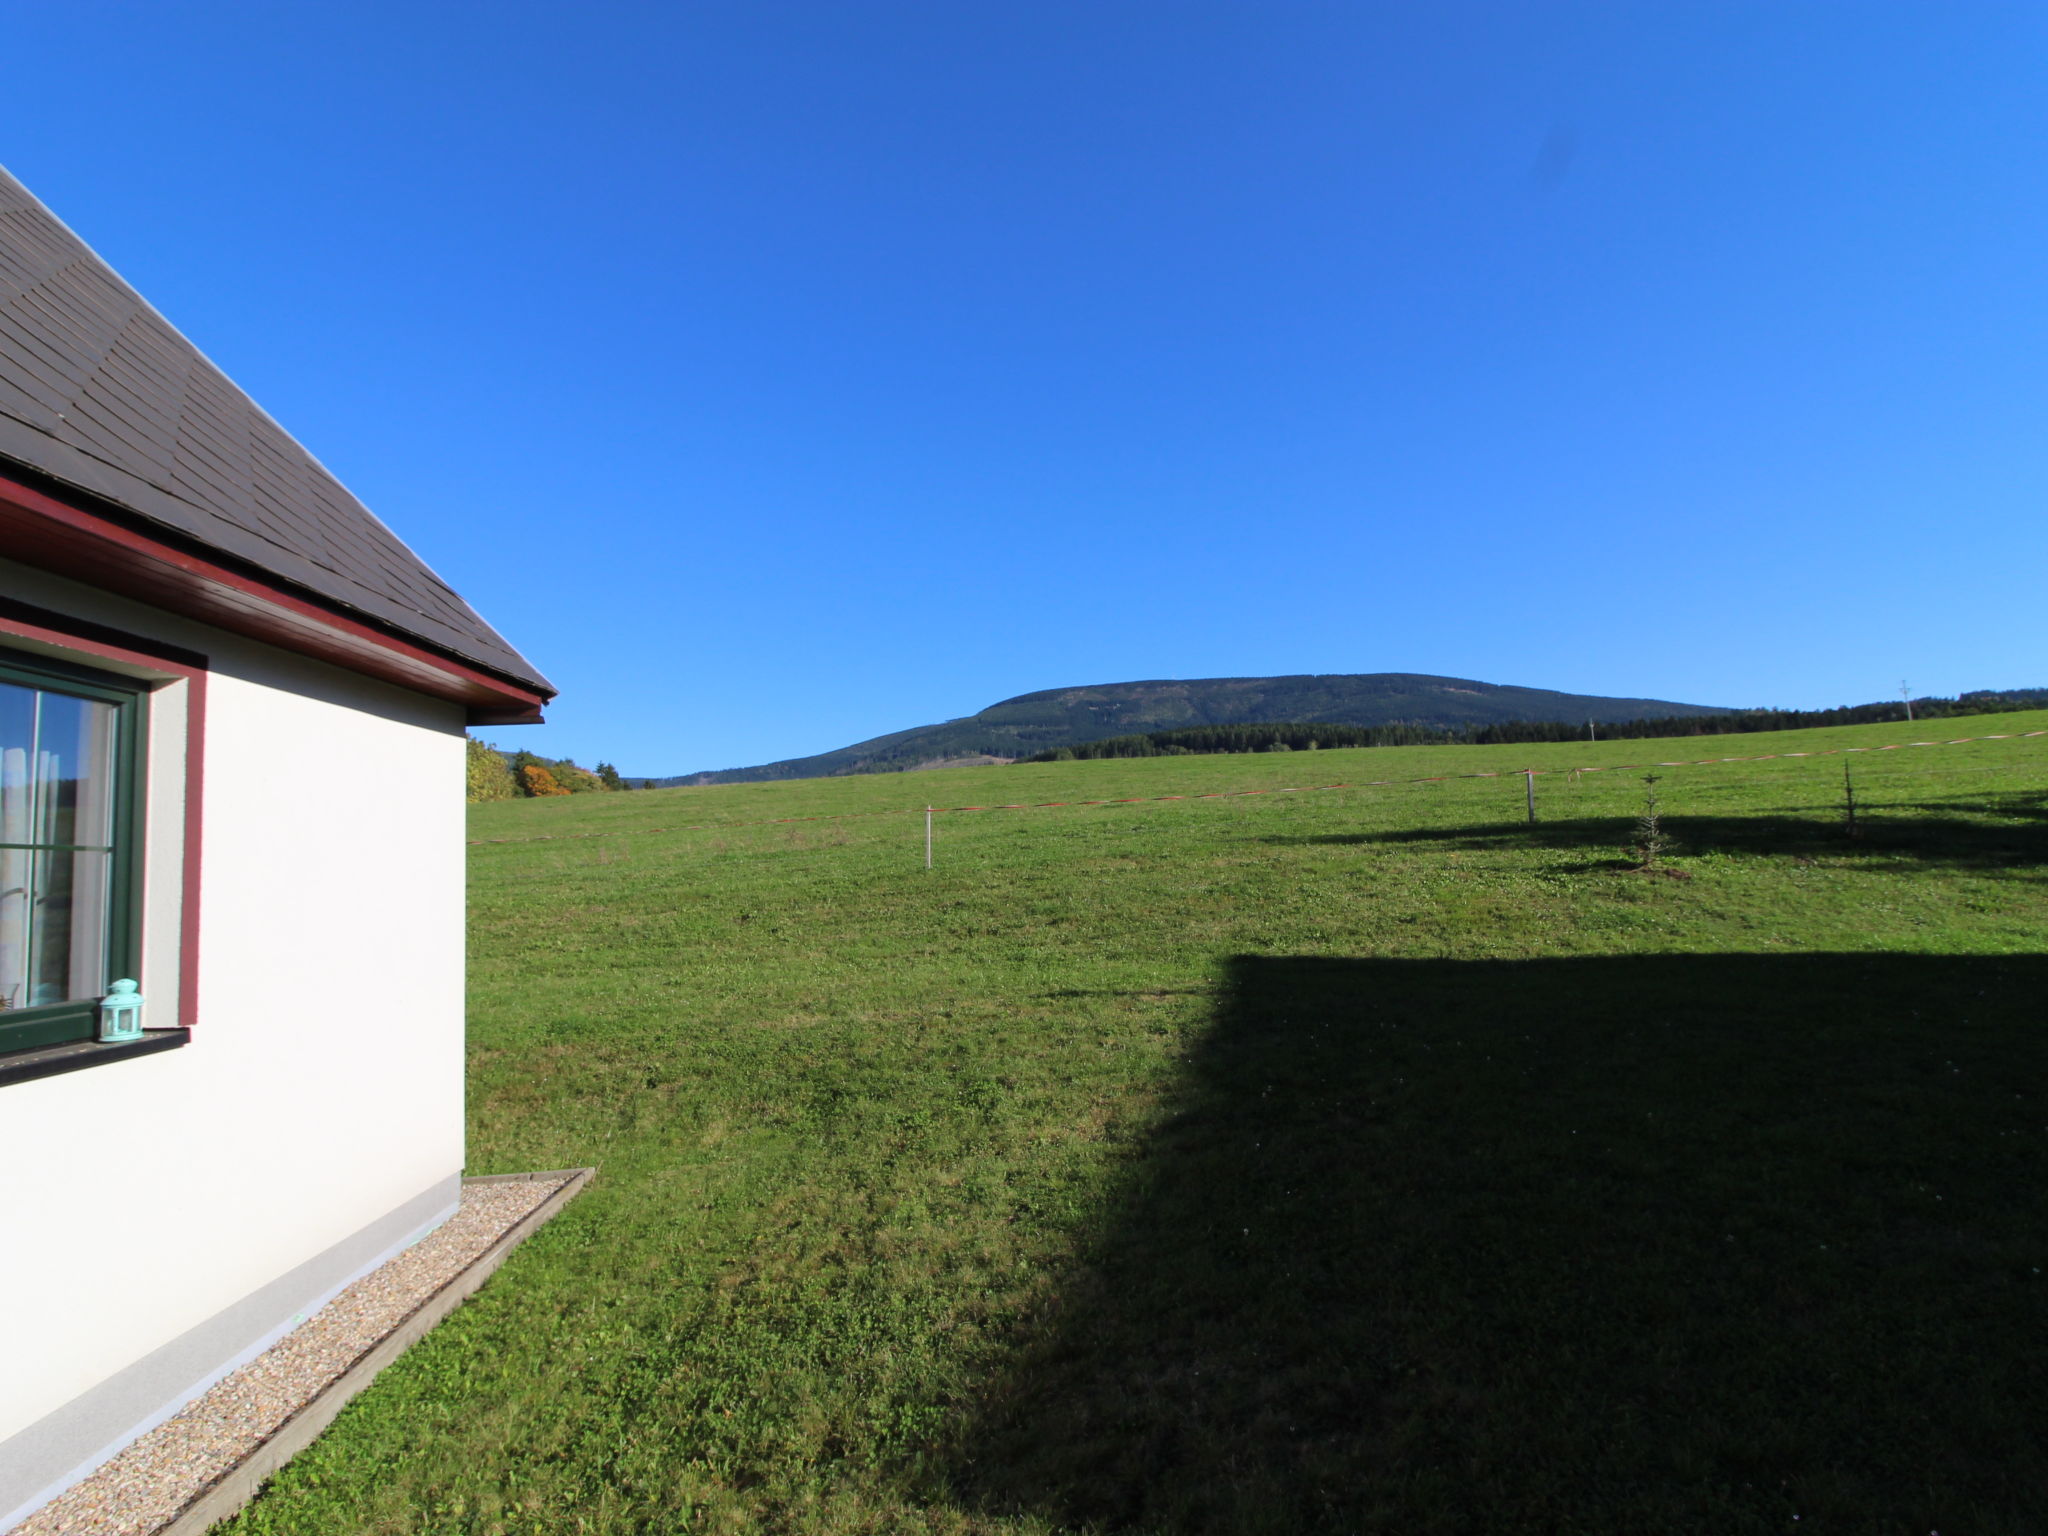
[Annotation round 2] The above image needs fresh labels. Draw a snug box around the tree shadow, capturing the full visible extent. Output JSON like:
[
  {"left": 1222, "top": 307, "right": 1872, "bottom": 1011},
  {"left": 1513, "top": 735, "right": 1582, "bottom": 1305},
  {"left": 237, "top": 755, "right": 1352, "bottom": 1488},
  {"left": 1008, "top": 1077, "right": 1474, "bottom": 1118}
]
[
  {"left": 1272, "top": 797, "right": 2048, "bottom": 873},
  {"left": 943, "top": 953, "right": 2048, "bottom": 1534},
  {"left": 1896, "top": 788, "right": 2048, "bottom": 824}
]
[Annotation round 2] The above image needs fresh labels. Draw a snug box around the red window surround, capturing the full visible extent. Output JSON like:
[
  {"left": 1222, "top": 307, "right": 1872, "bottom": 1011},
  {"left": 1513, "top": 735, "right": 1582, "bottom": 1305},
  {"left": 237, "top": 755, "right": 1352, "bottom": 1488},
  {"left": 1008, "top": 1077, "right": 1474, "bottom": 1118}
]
[{"left": 0, "top": 595, "right": 206, "bottom": 1030}]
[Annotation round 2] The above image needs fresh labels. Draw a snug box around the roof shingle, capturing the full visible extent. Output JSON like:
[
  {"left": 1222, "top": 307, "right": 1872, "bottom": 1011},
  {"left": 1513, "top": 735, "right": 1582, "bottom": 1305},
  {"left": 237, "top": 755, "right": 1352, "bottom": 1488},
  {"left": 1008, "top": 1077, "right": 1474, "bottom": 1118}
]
[{"left": 0, "top": 165, "right": 550, "bottom": 694}]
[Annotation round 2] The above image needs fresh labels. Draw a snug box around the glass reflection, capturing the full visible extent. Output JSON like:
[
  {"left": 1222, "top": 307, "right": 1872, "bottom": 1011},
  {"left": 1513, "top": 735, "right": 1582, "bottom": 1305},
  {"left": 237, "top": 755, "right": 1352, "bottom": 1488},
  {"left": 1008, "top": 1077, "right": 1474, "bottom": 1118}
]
[{"left": 0, "top": 678, "right": 118, "bottom": 1012}]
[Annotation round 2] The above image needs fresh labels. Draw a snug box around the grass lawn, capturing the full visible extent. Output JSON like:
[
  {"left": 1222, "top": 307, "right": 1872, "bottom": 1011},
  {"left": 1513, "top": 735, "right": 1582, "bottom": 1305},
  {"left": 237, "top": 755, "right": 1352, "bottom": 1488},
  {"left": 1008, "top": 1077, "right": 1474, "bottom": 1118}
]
[{"left": 224, "top": 712, "right": 2048, "bottom": 1534}]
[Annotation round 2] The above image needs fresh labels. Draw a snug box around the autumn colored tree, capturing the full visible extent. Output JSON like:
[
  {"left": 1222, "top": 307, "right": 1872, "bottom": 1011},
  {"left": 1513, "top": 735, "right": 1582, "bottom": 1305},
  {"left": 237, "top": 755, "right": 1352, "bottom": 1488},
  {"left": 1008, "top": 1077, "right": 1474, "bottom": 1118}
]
[{"left": 521, "top": 764, "right": 569, "bottom": 797}]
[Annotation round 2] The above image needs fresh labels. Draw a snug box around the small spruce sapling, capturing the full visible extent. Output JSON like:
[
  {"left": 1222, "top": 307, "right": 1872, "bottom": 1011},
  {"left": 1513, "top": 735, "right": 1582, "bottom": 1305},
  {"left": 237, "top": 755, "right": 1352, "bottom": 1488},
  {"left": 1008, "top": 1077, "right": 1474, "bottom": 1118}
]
[{"left": 1634, "top": 774, "right": 1671, "bottom": 869}]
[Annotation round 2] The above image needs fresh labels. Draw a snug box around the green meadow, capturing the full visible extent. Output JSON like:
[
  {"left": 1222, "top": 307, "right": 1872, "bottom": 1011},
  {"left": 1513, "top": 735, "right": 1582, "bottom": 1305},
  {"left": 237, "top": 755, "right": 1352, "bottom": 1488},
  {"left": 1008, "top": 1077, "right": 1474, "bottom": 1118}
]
[{"left": 227, "top": 712, "right": 2048, "bottom": 1535}]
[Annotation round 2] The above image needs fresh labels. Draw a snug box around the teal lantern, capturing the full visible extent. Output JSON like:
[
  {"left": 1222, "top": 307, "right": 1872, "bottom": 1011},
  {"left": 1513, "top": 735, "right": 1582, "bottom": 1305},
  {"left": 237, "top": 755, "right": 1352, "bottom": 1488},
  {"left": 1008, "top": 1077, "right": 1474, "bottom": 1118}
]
[{"left": 99, "top": 979, "right": 144, "bottom": 1043}]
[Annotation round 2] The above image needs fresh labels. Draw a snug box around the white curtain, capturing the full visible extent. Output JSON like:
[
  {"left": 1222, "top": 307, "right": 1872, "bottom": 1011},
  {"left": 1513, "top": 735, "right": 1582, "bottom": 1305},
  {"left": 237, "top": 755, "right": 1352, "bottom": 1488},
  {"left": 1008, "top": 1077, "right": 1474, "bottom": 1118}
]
[
  {"left": 0, "top": 738, "right": 29, "bottom": 1011},
  {"left": 65, "top": 701, "right": 117, "bottom": 998},
  {"left": 0, "top": 688, "right": 118, "bottom": 1011}
]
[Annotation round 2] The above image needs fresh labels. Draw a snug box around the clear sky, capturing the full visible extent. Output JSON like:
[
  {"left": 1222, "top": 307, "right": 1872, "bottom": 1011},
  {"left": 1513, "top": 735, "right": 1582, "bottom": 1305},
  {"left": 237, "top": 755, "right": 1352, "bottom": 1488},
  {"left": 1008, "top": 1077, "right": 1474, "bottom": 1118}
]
[{"left": 6, "top": 3, "right": 2044, "bottom": 775}]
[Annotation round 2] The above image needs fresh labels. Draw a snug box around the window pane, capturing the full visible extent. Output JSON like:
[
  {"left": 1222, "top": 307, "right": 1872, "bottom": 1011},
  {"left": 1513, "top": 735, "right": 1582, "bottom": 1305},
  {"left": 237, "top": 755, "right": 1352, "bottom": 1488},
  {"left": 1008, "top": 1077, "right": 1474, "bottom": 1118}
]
[
  {"left": 0, "top": 681, "right": 31, "bottom": 846},
  {"left": 0, "top": 847, "right": 108, "bottom": 1009},
  {"left": 0, "top": 845, "right": 26, "bottom": 1011},
  {"left": 29, "top": 848, "right": 111, "bottom": 1005},
  {"left": 32, "top": 688, "right": 118, "bottom": 849},
  {"left": 0, "top": 674, "right": 122, "bottom": 1015}
]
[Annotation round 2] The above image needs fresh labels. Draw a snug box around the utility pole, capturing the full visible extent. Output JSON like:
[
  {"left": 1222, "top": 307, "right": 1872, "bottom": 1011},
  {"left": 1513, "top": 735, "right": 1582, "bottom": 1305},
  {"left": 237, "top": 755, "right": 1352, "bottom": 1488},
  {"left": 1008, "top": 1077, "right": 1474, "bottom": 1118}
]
[
  {"left": 1588, "top": 719, "right": 1596, "bottom": 742},
  {"left": 1900, "top": 681, "right": 1914, "bottom": 722}
]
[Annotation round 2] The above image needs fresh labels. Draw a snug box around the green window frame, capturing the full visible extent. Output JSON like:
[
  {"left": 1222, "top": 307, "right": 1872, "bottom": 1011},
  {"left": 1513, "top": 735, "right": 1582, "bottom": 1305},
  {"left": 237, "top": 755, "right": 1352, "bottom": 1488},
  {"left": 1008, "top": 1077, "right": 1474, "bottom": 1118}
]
[{"left": 0, "top": 648, "right": 147, "bottom": 1055}]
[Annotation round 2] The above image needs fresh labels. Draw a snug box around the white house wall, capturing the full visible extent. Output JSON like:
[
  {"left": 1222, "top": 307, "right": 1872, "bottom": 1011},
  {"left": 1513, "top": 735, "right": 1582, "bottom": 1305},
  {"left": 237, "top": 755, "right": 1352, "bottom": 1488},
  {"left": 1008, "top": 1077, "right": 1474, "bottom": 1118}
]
[{"left": 0, "top": 559, "right": 470, "bottom": 1518}]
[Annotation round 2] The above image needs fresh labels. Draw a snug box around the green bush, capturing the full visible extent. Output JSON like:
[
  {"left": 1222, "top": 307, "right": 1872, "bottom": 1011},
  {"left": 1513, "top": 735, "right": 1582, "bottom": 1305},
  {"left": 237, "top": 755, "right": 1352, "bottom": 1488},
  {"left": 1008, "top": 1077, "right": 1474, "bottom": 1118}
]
[
  {"left": 551, "top": 761, "right": 608, "bottom": 794},
  {"left": 466, "top": 738, "right": 517, "bottom": 802}
]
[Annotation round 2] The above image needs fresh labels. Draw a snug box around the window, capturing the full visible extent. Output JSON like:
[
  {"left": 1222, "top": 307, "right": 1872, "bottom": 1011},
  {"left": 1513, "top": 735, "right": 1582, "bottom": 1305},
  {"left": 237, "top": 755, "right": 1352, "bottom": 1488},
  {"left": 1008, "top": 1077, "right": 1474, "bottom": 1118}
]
[{"left": 0, "top": 650, "right": 145, "bottom": 1054}]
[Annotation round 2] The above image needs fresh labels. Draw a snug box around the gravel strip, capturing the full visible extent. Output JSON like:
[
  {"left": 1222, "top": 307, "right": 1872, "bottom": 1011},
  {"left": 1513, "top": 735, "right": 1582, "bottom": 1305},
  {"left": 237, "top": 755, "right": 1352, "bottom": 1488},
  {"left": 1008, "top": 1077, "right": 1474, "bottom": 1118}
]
[{"left": 17, "top": 1176, "right": 571, "bottom": 1536}]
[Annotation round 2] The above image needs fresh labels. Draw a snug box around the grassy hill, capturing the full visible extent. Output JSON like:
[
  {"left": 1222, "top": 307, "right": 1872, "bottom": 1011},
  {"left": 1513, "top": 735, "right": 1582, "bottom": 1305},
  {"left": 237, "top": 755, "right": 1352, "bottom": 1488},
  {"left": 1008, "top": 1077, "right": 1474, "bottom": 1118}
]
[
  {"left": 653, "top": 671, "right": 1733, "bottom": 784},
  {"left": 231, "top": 710, "right": 2048, "bottom": 1535}
]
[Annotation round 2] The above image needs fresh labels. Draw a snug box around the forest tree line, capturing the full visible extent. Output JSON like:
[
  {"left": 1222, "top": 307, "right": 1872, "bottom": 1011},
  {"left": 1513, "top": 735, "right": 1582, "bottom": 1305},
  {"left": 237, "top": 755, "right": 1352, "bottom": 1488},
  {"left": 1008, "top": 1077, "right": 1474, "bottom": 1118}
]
[
  {"left": 469, "top": 684, "right": 2046, "bottom": 793},
  {"left": 1022, "top": 687, "right": 2048, "bottom": 763},
  {"left": 468, "top": 738, "right": 628, "bottom": 801}
]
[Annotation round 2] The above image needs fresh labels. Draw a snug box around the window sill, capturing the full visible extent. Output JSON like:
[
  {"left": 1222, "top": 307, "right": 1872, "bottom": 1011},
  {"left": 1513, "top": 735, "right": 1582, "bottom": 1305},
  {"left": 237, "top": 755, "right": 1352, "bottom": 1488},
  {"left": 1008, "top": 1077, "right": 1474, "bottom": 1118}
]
[{"left": 0, "top": 1027, "right": 189, "bottom": 1088}]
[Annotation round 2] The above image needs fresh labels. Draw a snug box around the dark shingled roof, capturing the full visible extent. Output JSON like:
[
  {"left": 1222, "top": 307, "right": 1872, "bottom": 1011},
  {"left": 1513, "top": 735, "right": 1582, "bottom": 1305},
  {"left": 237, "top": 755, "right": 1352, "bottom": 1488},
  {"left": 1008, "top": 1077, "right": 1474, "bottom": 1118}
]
[{"left": 0, "top": 164, "right": 550, "bottom": 694}]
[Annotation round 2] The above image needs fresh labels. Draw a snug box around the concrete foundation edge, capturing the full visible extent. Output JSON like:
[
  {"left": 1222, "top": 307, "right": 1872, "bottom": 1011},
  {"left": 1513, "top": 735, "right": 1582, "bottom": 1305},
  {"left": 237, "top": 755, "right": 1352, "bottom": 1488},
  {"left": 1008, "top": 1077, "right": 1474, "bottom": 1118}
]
[
  {"left": 0, "top": 1175, "right": 462, "bottom": 1531},
  {"left": 159, "top": 1168, "right": 594, "bottom": 1536}
]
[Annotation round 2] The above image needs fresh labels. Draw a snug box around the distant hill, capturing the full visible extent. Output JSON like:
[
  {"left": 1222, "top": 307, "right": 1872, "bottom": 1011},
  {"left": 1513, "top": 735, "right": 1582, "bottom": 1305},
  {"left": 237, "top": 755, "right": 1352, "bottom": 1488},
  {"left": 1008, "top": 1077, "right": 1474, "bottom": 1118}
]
[{"left": 647, "top": 673, "right": 1734, "bottom": 786}]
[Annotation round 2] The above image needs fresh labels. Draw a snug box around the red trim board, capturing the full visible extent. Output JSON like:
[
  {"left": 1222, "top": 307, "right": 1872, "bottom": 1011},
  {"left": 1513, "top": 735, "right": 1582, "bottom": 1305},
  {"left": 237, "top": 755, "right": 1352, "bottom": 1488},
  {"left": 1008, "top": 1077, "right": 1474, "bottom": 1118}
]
[{"left": 0, "top": 470, "right": 548, "bottom": 726}]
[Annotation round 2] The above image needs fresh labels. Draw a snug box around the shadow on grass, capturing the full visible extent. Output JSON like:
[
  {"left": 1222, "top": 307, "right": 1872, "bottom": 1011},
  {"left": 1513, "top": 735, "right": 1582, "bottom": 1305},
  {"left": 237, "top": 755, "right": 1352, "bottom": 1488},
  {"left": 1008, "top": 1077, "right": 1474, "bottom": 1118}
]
[
  {"left": 946, "top": 953, "right": 2048, "bottom": 1535},
  {"left": 1272, "top": 794, "right": 2048, "bottom": 872},
  {"left": 1902, "top": 788, "right": 2048, "bottom": 824}
]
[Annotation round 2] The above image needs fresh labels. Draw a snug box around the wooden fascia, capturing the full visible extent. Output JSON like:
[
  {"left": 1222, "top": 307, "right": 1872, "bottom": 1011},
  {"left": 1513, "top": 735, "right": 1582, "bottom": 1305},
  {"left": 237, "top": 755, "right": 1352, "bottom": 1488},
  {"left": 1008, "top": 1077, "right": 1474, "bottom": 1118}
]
[{"left": 0, "top": 470, "right": 549, "bottom": 725}]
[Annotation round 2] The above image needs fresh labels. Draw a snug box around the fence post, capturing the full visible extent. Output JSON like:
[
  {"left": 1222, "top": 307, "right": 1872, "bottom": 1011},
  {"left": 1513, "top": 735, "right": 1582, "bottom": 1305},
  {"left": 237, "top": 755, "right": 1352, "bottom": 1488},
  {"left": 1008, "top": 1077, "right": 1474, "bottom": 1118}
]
[
  {"left": 925, "top": 806, "right": 933, "bottom": 869},
  {"left": 1525, "top": 770, "right": 1536, "bottom": 824}
]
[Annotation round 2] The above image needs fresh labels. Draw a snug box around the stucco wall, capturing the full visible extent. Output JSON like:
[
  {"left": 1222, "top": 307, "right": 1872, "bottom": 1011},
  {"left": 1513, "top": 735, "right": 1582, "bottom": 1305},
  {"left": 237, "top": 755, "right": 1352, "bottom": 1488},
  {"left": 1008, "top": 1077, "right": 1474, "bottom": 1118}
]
[{"left": 0, "top": 559, "right": 469, "bottom": 1469}]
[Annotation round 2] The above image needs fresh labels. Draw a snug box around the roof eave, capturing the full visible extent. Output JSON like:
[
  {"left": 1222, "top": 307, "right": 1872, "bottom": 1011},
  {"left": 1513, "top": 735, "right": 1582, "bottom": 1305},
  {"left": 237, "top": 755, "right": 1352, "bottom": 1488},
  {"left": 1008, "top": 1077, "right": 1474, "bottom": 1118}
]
[{"left": 0, "top": 468, "right": 551, "bottom": 726}]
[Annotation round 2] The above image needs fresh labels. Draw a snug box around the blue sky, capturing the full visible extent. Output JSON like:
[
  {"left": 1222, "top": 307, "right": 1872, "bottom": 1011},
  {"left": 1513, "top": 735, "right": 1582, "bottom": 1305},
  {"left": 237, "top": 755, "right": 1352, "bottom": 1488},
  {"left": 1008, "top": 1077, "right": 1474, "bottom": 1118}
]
[{"left": 7, "top": 3, "right": 2045, "bottom": 774}]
